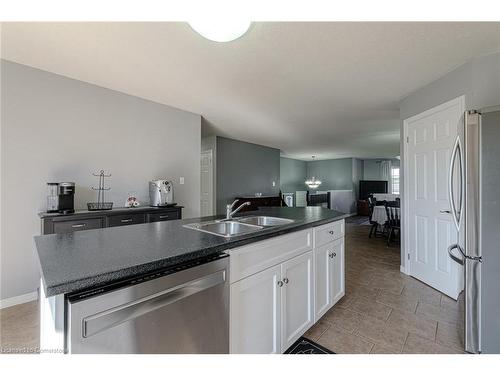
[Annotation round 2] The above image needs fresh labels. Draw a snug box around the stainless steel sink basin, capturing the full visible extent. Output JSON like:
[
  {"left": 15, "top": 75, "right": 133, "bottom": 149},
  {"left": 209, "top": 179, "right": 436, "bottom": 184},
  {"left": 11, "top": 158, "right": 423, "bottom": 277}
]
[
  {"left": 236, "top": 216, "right": 295, "bottom": 227},
  {"left": 184, "top": 221, "right": 263, "bottom": 238}
]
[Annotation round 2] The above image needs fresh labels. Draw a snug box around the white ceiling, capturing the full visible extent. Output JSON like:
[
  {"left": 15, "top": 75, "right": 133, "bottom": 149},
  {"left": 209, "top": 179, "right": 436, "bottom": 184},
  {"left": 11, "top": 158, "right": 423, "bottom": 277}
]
[{"left": 2, "top": 22, "right": 500, "bottom": 160}]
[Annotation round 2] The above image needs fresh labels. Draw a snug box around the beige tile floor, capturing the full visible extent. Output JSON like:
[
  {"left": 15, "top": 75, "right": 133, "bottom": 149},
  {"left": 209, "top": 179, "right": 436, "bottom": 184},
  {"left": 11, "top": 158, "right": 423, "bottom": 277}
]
[
  {"left": 0, "top": 300, "right": 39, "bottom": 353},
  {"left": 0, "top": 219, "right": 465, "bottom": 354},
  {"left": 304, "top": 220, "right": 465, "bottom": 354}
]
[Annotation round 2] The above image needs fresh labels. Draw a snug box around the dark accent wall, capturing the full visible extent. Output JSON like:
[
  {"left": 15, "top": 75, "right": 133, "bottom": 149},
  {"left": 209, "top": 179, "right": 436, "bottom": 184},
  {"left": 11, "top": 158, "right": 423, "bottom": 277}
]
[
  {"left": 280, "top": 157, "right": 307, "bottom": 193},
  {"left": 352, "top": 158, "right": 364, "bottom": 200},
  {"left": 216, "top": 137, "right": 280, "bottom": 214}
]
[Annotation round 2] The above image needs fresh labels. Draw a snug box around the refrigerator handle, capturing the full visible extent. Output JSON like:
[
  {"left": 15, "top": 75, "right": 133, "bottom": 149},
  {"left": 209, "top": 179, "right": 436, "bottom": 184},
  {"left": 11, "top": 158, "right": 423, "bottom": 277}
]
[
  {"left": 448, "top": 135, "right": 462, "bottom": 231},
  {"left": 447, "top": 243, "right": 465, "bottom": 266}
]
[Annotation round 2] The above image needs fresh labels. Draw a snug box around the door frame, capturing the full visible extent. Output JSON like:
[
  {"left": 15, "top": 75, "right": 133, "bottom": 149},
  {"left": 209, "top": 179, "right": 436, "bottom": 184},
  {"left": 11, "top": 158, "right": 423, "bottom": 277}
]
[
  {"left": 200, "top": 149, "right": 214, "bottom": 216},
  {"left": 402, "top": 95, "right": 465, "bottom": 276}
]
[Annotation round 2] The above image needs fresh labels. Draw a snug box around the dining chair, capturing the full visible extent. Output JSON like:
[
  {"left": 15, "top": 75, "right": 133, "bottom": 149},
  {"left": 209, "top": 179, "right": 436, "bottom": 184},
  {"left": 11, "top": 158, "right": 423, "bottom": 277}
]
[
  {"left": 367, "top": 195, "right": 381, "bottom": 238},
  {"left": 384, "top": 201, "right": 401, "bottom": 246}
]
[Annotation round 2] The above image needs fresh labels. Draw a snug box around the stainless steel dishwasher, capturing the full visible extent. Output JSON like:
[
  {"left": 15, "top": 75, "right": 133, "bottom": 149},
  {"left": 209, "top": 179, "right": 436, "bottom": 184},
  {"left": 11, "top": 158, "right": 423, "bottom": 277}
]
[{"left": 66, "top": 254, "right": 229, "bottom": 354}]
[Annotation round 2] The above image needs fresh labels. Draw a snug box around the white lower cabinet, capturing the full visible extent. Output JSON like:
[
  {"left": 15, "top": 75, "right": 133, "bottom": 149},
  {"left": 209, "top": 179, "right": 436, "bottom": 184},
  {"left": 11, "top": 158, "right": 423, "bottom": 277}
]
[
  {"left": 230, "top": 251, "right": 313, "bottom": 353},
  {"left": 230, "top": 264, "right": 282, "bottom": 354},
  {"left": 314, "top": 242, "right": 333, "bottom": 321},
  {"left": 281, "top": 251, "right": 314, "bottom": 350},
  {"left": 331, "top": 238, "right": 345, "bottom": 305},
  {"left": 314, "top": 237, "right": 345, "bottom": 321},
  {"left": 229, "top": 221, "right": 345, "bottom": 353}
]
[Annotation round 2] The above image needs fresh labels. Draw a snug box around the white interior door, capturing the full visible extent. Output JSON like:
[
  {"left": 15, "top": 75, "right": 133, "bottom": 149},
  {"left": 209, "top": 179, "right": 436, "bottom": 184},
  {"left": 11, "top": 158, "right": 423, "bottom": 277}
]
[
  {"left": 404, "top": 96, "right": 464, "bottom": 299},
  {"left": 200, "top": 150, "right": 213, "bottom": 217}
]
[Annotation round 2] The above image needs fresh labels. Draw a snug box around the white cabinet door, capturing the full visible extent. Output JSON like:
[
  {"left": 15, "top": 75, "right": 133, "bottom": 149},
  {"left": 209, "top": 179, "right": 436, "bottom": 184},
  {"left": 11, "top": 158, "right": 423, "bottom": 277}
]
[
  {"left": 230, "top": 264, "right": 282, "bottom": 354},
  {"left": 314, "top": 242, "right": 332, "bottom": 322},
  {"left": 331, "top": 238, "right": 345, "bottom": 305},
  {"left": 281, "top": 251, "right": 314, "bottom": 351}
]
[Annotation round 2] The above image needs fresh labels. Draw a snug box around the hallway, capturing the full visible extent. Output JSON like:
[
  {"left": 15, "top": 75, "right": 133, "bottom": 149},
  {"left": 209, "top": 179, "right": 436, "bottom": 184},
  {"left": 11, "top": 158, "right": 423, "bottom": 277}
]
[{"left": 304, "top": 220, "right": 465, "bottom": 354}]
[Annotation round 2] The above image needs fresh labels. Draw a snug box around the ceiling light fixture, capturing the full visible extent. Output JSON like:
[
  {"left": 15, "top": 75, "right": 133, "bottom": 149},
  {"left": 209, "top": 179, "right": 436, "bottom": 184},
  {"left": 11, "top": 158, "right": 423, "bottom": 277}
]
[
  {"left": 305, "top": 156, "right": 322, "bottom": 189},
  {"left": 188, "top": 20, "right": 251, "bottom": 42}
]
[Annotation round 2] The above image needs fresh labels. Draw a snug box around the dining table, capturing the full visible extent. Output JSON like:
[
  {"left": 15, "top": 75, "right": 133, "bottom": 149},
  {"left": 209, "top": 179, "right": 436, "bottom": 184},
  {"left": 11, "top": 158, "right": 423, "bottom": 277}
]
[{"left": 371, "top": 205, "right": 400, "bottom": 225}]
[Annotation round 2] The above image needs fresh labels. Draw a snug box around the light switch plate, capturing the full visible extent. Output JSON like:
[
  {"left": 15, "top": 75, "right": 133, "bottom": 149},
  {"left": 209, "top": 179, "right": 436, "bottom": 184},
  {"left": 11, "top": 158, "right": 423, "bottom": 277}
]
[{"left": 179, "top": 177, "right": 185, "bottom": 184}]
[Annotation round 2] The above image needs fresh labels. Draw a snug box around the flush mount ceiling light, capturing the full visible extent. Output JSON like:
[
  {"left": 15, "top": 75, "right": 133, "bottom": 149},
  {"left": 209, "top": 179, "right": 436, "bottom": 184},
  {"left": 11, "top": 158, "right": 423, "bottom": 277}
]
[
  {"left": 305, "top": 156, "right": 322, "bottom": 189},
  {"left": 188, "top": 20, "right": 251, "bottom": 42}
]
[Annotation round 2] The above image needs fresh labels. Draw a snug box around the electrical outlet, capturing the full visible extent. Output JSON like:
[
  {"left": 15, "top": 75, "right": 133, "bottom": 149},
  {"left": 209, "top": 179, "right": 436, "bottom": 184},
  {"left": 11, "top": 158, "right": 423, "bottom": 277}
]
[
  {"left": 179, "top": 177, "right": 185, "bottom": 185},
  {"left": 272, "top": 181, "right": 276, "bottom": 187}
]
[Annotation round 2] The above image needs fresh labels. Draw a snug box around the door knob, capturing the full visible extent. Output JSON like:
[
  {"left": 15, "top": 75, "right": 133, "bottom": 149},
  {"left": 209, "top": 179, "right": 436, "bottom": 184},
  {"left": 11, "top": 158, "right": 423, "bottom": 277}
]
[
  {"left": 283, "top": 277, "right": 289, "bottom": 284},
  {"left": 440, "top": 210, "right": 451, "bottom": 214},
  {"left": 277, "top": 280, "right": 284, "bottom": 287}
]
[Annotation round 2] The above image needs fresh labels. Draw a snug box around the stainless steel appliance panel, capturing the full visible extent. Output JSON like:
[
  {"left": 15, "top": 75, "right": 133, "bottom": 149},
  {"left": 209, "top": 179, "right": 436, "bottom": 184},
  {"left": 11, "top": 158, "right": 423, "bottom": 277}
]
[
  {"left": 67, "top": 257, "right": 229, "bottom": 354},
  {"left": 464, "top": 111, "right": 481, "bottom": 353},
  {"left": 480, "top": 110, "right": 500, "bottom": 353}
]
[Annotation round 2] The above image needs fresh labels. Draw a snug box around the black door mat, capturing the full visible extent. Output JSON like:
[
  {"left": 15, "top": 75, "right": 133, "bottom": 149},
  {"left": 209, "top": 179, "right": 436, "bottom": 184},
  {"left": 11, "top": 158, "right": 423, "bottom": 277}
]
[{"left": 284, "top": 337, "right": 335, "bottom": 354}]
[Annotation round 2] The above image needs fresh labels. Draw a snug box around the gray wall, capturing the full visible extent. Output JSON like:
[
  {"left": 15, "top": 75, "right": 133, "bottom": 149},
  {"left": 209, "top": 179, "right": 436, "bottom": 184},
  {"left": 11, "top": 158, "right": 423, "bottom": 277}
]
[
  {"left": 1, "top": 60, "right": 201, "bottom": 301},
  {"left": 216, "top": 137, "right": 280, "bottom": 214},
  {"left": 306, "top": 158, "right": 353, "bottom": 191},
  {"left": 280, "top": 157, "right": 307, "bottom": 193},
  {"left": 363, "top": 160, "right": 382, "bottom": 180},
  {"left": 363, "top": 158, "right": 400, "bottom": 180},
  {"left": 280, "top": 156, "right": 365, "bottom": 199},
  {"left": 399, "top": 51, "right": 500, "bottom": 269}
]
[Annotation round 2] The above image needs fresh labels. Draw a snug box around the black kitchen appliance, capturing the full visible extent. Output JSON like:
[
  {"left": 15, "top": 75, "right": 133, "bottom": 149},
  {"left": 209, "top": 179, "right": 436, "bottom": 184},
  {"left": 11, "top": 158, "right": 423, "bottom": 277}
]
[{"left": 57, "top": 182, "right": 75, "bottom": 214}]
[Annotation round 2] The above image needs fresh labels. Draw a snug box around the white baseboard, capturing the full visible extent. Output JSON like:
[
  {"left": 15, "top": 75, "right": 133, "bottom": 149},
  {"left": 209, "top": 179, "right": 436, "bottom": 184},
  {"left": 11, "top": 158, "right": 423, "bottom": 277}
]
[
  {"left": 400, "top": 265, "right": 409, "bottom": 275},
  {"left": 0, "top": 291, "right": 38, "bottom": 309}
]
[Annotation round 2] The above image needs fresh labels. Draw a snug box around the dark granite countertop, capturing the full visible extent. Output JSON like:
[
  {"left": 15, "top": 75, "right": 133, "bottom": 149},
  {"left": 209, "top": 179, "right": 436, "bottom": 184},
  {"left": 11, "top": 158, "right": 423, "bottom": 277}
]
[
  {"left": 34, "top": 207, "right": 346, "bottom": 297},
  {"left": 38, "top": 205, "right": 183, "bottom": 219}
]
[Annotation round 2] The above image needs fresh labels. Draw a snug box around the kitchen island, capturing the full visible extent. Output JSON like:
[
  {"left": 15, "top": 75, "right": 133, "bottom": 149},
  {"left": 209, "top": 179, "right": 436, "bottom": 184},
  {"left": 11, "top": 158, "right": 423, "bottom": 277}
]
[{"left": 35, "top": 207, "right": 346, "bottom": 354}]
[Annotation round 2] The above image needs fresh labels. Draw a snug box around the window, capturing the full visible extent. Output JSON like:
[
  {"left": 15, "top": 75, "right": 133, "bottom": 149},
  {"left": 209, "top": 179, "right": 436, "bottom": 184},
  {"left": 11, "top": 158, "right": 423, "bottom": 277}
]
[{"left": 391, "top": 167, "right": 400, "bottom": 194}]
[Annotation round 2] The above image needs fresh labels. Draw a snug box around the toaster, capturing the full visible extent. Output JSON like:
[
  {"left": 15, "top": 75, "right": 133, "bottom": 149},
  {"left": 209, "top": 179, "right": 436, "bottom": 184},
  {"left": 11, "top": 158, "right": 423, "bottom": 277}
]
[{"left": 149, "top": 180, "right": 174, "bottom": 207}]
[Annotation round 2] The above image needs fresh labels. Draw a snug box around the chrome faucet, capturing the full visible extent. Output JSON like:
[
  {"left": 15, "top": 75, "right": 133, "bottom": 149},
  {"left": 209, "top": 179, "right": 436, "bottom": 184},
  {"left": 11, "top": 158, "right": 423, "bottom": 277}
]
[{"left": 225, "top": 199, "right": 251, "bottom": 220}]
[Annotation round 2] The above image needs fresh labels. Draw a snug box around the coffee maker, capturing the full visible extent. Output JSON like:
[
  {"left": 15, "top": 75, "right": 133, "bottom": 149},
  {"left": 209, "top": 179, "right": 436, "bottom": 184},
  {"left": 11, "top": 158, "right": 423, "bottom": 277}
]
[
  {"left": 47, "top": 182, "right": 75, "bottom": 214},
  {"left": 149, "top": 180, "right": 174, "bottom": 207}
]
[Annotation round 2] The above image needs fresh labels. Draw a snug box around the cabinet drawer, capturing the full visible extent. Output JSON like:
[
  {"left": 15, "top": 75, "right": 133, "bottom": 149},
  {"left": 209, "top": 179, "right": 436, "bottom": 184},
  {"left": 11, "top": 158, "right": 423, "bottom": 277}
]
[
  {"left": 228, "top": 229, "right": 312, "bottom": 284},
  {"left": 313, "top": 219, "right": 345, "bottom": 247},
  {"left": 147, "top": 210, "right": 180, "bottom": 222},
  {"left": 108, "top": 214, "right": 145, "bottom": 227},
  {"left": 53, "top": 218, "right": 103, "bottom": 234}
]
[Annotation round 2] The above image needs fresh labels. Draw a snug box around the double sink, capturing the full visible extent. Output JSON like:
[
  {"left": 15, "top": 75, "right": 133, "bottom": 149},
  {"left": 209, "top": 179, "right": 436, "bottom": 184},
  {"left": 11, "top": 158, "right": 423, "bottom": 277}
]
[{"left": 184, "top": 216, "right": 295, "bottom": 238}]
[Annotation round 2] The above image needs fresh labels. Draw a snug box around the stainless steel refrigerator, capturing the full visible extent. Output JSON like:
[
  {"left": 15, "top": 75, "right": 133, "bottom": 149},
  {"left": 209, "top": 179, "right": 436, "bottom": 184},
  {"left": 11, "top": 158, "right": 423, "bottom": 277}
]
[{"left": 447, "top": 108, "right": 500, "bottom": 354}]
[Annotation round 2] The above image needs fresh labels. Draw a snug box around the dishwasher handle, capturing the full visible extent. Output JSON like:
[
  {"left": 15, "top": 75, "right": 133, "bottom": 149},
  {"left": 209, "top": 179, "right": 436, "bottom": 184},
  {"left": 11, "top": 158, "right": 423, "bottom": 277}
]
[{"left": 82, "top": 270, "right": 226, "bottom": 338}]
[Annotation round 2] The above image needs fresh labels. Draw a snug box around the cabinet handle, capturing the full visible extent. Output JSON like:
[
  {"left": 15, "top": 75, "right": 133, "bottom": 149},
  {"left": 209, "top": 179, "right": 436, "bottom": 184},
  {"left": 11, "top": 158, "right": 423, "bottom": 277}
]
[
  {"left": 329, "top": 253, "right": 334, "bottom": 258},
  {"left": 283, "top": 277, "right": 289, "bottom": 284},
  {"left": 121, "top": 219, "right": 133, "bottom": 223},
  {"left": 277, "top": 280, "right": 284, "bottom": 287},
  {"left": 329, "top": 230, "right": 334, "bottom": 235},
  {"left": 333, "top": 252, "right": 337, "bottom": 257},
  {"left": 159, "top": 215, "right": 170, "bottom": 219},
  {"left": 71, "top": 223, "right": 86, "bottom": 228}
]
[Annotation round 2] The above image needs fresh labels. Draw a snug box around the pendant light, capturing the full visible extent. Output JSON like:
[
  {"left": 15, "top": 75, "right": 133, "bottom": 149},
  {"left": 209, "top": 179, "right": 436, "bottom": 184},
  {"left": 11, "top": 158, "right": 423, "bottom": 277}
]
[
  {"left": 305, "top": 156, "right": 322, "bottom": 189},
  {"left": 188, "top": 20, "right": 251, "bottom": 42}
]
